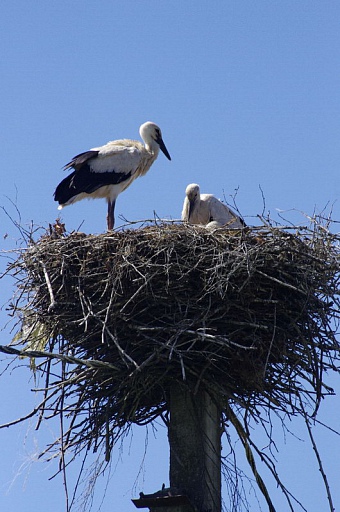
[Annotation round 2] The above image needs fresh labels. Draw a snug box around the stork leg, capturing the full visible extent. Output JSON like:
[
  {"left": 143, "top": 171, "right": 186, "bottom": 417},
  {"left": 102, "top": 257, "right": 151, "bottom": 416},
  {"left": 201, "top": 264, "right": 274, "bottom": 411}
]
[{"left": 107, "top": 199, "right": 116, "bottom": 230}]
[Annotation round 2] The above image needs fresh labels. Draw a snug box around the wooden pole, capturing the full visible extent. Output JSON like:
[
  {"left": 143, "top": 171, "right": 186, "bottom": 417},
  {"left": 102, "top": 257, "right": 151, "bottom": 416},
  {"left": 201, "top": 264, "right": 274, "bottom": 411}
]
[{"left": 168, "top": 382, "right": 221, "bottom": 512}]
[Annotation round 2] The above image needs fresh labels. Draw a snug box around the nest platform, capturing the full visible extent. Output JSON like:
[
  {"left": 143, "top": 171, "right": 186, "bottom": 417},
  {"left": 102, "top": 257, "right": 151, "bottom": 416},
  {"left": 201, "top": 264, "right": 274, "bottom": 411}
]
[{"left": 8, "top": 222, "right": 340, "bottom": 456}]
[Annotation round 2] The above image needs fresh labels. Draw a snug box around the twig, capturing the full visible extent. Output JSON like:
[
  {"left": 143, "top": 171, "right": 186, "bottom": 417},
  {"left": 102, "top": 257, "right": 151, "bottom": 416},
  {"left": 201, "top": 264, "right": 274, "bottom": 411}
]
[
  {"left": 0, "top": 388, "right": 59, "bottom": 429},
  {"left": 299, "top": 397, "right": 335, "bottom": 512},
  {"left": 39, "top": 259, "right": 56, "bottom": 311}
]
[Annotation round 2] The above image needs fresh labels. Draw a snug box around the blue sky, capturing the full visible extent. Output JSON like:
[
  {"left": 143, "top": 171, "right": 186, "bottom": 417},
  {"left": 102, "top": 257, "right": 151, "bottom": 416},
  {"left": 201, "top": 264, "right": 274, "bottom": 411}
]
[{"left": 0, "top": 2, "right": 339, "bottom": 511}]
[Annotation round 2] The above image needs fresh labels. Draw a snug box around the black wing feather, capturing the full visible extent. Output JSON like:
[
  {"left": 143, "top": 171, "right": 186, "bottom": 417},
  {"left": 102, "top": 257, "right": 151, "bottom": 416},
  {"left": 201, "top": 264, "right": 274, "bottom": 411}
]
[
  {"left": 54, "top": 160, "right": 132, "bottom": 205},
  {"left": 63, "top": 150, "right": 99, "bottom": 171}
]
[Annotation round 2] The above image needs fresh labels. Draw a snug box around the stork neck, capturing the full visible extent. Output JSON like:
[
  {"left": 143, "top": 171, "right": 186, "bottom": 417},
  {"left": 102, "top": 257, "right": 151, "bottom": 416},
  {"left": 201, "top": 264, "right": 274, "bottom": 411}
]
[{"left": 145, "top": 141, "right": 159, "bottom": 157}]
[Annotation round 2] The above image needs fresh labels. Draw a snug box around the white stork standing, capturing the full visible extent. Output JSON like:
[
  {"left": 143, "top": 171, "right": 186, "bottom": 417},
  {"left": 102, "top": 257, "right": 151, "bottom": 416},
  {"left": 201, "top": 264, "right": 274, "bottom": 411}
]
[
  {"left": 54, "top": 121, "right": 171, "bottom": 230},
  {"left": 181, "top": 183, "right": 245, "bottom": 229}
]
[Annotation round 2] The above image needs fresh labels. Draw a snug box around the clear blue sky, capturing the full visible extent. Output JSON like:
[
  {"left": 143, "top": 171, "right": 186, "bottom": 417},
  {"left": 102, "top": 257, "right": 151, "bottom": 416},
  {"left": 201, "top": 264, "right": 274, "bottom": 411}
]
[{"left": 0, "top": 2, "right": 339, "bottom": 511}]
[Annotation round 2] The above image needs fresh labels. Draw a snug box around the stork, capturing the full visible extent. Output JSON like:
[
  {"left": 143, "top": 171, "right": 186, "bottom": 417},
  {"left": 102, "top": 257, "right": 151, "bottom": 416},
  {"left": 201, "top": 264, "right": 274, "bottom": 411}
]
[
  {"left": 54, "top": 122, "right": 171, "bottom": 230},
  {"left": 181, "top": 183, "right": 245, "bottom": 229}
]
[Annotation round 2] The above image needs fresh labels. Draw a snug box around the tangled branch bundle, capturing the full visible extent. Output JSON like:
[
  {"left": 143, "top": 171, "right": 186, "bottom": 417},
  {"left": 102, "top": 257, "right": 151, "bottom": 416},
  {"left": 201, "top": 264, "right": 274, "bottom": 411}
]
[{"left": 6, "top": 221, "right": 340, "bottom": 460}]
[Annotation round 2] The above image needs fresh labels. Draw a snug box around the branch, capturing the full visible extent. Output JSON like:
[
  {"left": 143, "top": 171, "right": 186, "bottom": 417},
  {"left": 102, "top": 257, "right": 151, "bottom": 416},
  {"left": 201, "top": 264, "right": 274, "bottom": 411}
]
[
  {"left": 0, "top": 388, "right": 58, "bottom": 429},
  {"left": 0, "top": 344, "right": 119, "bottom": 372}
]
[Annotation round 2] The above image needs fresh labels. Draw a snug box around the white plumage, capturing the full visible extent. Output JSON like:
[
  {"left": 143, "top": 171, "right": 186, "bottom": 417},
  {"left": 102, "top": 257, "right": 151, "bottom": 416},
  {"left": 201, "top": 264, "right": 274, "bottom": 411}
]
[
  {"left": 181, "top": 183, "right": 245, "bottom": 229},
  {"left": 54, "top": 121, "right": 171, "bottom": 230}
]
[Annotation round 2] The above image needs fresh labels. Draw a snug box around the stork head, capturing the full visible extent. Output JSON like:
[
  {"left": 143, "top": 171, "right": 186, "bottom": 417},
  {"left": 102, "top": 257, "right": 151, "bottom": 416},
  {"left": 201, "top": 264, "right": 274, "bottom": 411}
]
[
  {"left": 139, "top": 122, "right": 171, "bottom": 160},
  {"left": 185, "top": 183, "right": 200, "bottom": 219}
]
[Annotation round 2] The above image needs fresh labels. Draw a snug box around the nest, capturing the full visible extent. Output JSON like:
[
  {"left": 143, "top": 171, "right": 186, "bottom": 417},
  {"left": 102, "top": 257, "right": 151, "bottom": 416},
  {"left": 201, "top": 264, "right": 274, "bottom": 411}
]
[{"left": 6, "top": 221, "right": 340, "bottom": 460}]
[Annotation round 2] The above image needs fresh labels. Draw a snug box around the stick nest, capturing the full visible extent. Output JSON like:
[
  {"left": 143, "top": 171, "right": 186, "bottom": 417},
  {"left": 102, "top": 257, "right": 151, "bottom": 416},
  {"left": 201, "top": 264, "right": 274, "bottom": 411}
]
[{"left": 7, "top": 221, "right": 340, "bottom": 458}]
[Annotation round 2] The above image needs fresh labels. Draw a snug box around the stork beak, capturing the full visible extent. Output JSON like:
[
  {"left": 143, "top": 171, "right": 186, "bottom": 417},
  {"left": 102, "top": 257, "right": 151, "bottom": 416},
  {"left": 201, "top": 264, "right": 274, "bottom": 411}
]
[
  {"left": 188, "top": 199, "right": 195, "bottom": 218},
  {"left": 157, "top": 136, "right": 171, "bottom": 161}
]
